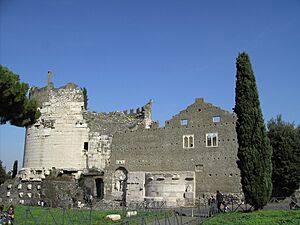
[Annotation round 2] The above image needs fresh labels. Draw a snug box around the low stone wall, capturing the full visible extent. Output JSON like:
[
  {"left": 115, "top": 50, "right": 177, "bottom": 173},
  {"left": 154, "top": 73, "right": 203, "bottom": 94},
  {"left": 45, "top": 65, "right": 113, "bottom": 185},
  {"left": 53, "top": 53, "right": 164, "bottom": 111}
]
[
  {"left": 0, "top": 178, "right": 42, "bottom": 205},
  {"left": 0, "top": 178, "right": 84, "bottom": 208}
]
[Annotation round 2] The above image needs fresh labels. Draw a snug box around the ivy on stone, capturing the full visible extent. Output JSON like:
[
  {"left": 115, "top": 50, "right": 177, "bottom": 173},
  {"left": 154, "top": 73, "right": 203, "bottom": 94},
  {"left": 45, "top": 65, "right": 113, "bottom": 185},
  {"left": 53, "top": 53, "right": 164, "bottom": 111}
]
[{"left": 82, "top": 87, "right": 88, "bottom": 110}]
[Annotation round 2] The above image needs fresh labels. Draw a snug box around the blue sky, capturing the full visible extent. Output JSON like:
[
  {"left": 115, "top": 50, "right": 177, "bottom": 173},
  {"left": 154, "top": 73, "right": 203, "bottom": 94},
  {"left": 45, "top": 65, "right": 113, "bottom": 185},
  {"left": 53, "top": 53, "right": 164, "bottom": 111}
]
[{"left": 0, "top": 0, "right": 300, "bottom": 171}]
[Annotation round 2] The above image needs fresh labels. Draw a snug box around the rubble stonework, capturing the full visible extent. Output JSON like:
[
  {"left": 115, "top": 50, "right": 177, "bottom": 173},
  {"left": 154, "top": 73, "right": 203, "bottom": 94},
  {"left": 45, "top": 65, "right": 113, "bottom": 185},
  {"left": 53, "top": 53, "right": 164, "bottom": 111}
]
[{"left": 18, "top": 77, "right": 241, "bottom": 207}]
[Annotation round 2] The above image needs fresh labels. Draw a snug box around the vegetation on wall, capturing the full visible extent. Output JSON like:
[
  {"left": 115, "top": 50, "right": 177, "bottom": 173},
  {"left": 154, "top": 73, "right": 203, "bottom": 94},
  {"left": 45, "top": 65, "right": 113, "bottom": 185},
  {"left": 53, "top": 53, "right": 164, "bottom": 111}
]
[
  {"left": 82, "top": 87, "right": 88, "bottom": 110},
  {"left": 234, "top": 52, "right": 272, "bottom": 210},
  {"left": 268, "top": 115, "right": 300, "bottom": 197},
  {"left": 0, "top": 65, "right": 40, "bottom": 127}
]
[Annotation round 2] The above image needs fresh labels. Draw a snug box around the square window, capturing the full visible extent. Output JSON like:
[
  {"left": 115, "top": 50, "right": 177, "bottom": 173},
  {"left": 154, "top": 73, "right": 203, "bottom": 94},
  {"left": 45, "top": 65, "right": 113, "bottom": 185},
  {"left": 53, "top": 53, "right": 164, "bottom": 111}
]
[
  {"left": 195, "top": 164, "right": 203, "bottom": 172},
  {"left": 206, "top": 133, "right": 218, "bottom": 147},
  {"left": 180, "top": 119, "right": 188, "bottom": 125},
  {"left": 213, "top": 116, "right": 221, "bottom": 123}
]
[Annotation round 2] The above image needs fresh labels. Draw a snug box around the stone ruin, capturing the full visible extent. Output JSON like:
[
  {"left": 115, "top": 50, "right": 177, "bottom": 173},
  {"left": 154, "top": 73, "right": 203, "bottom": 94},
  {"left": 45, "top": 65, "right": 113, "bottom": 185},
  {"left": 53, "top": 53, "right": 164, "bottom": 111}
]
[{"left": 1, "top": 72, "right": 242, "bottom": 207}]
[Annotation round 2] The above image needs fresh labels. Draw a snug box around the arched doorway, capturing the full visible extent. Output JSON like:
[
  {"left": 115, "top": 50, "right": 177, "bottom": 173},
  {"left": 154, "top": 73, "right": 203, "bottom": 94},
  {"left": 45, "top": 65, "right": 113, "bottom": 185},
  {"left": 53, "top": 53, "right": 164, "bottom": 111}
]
[{"left": 114, "top": 167, "right": 128, "bottom": 205}]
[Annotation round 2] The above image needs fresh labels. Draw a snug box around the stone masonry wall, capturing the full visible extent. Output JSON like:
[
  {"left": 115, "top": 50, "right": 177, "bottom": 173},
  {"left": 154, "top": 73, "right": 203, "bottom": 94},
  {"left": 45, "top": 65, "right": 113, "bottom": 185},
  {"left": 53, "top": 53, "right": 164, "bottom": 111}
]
[
  {"left": 22, "top": 77, "right": 153, "bottom": 181},
  {"left": 23, "top": 83, "right": 88, "bottom": 173},
  {"left": 83, "top": 101, "right": 153, "bottom": 171},
  {"left": 21, "top": 77, "right": 241, "bottom": 206},
  {"left": 0, "top": 178, "right": 82, "bottom": 208},
  {"left": 108, "top": 98, "right": 241, "bottom": 200}
]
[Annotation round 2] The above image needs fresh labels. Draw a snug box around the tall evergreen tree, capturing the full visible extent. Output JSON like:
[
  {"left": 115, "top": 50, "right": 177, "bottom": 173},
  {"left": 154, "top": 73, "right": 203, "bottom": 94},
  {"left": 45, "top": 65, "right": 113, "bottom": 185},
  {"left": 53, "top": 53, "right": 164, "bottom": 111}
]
[
  {"left": 234, "top": 52, "right": 272, "bottom": 210},
  {"left": 0, "top": 65, "right": 40, "bottom": 127},
  {"left": 268, "top": 115, "right": 300, "bottom": 197},
  {"left": 12, "top": 160, "right": 18, "bottom": 178}
]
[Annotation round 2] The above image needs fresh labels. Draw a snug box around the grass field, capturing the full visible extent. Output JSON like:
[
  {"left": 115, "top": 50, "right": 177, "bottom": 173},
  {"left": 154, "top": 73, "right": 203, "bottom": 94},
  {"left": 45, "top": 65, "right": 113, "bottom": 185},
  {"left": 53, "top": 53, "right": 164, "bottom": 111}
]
[
  {"left": 202, "top": 210, "right": 300, "bottom": 225},
  {"left": 7, "top": 205, "right": 167, "bottom": 225}
]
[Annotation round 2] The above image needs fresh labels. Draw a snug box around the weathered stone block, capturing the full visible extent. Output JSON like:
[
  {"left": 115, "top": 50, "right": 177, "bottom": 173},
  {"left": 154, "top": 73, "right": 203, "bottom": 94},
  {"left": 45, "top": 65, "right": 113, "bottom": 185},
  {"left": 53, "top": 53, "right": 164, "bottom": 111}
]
[{"left": 105, "top": 214, "right": 121, "bottom": 221}]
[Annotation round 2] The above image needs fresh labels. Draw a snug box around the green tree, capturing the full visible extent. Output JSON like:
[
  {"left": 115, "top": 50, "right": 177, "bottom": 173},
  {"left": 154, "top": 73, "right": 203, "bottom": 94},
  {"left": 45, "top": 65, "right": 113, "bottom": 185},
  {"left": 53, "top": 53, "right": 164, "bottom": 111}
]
[
  {"left": 234, "top": 52, "right": 272, "bottom": 210},
  {"left": 0, "top": 65, "right": 40, "bottom": 127},
  {"left": 0, "top": 161, "right": 7, "bottom": 185},
  {"left": 12, "top": 160, "right": 18, "bottom": 178},
  {"left": 268, "top": 115, "right": 300, "bottom": 197},
  {"left": 82, "top": 87, "right": 88, "bottom": 110}
]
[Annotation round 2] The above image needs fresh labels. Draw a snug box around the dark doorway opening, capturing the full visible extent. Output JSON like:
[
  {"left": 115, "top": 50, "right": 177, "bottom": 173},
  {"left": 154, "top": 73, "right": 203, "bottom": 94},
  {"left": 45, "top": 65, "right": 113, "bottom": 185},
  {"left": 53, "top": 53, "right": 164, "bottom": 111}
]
[{"left": 95, "top": 178, "right": 104, "bottom": 199}]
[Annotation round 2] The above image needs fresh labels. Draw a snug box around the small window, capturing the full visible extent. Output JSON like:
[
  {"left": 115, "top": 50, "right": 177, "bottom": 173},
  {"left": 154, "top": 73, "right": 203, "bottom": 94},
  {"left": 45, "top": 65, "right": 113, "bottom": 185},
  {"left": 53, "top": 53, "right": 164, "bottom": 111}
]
[
  {"left": 206, "top": 133, "right": 218, "bottom": 147},
  {"left": 195, "top": 164, "right": 203, "bottom": 172},
  {"left": 116, "top": 160, "right": 125, "bottom": 165},
  {"left": 183, "top": 135, "right": 194, "bottom": 149},
  {"left": 84, "top": 142, "right": 88, "bottom": 150},
  {"left": 213, "top": 116, "right": 221, "bottom": 123},
  {"left": 180, "top": 119, "right": 188, "bottom": 125},
  {"left": 184, "top": 136, "right": 189, "bottom": 148},
  {"left": 189, "top": 136, "right": 193, "bottom": 147}
]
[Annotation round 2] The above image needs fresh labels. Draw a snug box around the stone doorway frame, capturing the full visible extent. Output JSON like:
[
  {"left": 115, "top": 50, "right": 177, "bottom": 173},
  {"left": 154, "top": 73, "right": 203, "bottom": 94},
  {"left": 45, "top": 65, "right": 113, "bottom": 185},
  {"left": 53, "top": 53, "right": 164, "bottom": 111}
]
[
  {"left": 95, "top": 178, "right": 104, "bottom": 199},
  {"left": 114, "top": 167, "right": 128, "bottom": 206}
]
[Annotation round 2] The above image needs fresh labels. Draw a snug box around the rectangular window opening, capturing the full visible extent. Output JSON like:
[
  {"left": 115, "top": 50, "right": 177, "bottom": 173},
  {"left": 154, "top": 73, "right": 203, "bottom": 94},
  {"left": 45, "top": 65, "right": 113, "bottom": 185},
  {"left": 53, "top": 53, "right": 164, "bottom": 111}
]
[
  {"left": 206, "top": 133, "right": 218, "bottom": 147},
  {"left": 213, "top": 116, "right": 221, "bottom": 123},
  {"left": 84, "top": 142, "right": 89, "bottom": 150},
  {"left": 180, "top": 119, "right": 188, "bottom": 125},
  {"left": 195, "top": 164, "right": 203, "bottom": 172},
  {"left": 183, "top": 135, "right": 194, "bottom": 149}
]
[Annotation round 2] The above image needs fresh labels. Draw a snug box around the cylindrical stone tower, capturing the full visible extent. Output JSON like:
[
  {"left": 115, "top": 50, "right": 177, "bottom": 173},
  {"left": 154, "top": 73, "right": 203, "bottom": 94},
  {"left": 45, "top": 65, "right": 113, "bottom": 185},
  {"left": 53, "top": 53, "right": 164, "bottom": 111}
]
[{"left": 21, "top": 80, "right": 89, "bottom": 179}]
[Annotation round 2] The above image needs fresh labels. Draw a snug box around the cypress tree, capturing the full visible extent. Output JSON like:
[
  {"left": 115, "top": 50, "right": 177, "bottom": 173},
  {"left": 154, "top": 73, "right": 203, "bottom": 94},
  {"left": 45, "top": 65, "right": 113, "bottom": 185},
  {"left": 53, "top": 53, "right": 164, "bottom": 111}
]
[
  {"left": 12, "top": 160, "right": 18, "bottom": 178},
  {"left": 234, "top": 52, "right": 272, "bottom": 210}
]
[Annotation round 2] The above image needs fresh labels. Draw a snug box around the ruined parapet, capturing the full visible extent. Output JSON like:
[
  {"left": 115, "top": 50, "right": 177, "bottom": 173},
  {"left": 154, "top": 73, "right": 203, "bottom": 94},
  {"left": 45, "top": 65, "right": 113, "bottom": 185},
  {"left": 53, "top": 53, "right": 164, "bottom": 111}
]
[
  {"left": 85, "top": 104, "right": 152, "bottom": 134},
  {"left": 120, "top": 100, "right": 153, "bottom": 129},
  {"left": 29, "top": 86, "right": 50, "bottom": 106},
  {"left": 47, "top": 71, "right": 54, "bottom": 88},
  {"left": 29, "top": 74, "right": 83, "bottom": 108},
  {"left": 84, "top": 111, "right": 141, "bottom": 134},
  {"left": 142, "top": 99, "right": 152, "bottom": 129},
  {"left": 83, "top": 100, "right": 153, "bottom": 170},
  {"left": 29, "top": 71, "right": 55, "bottom": 106}
]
